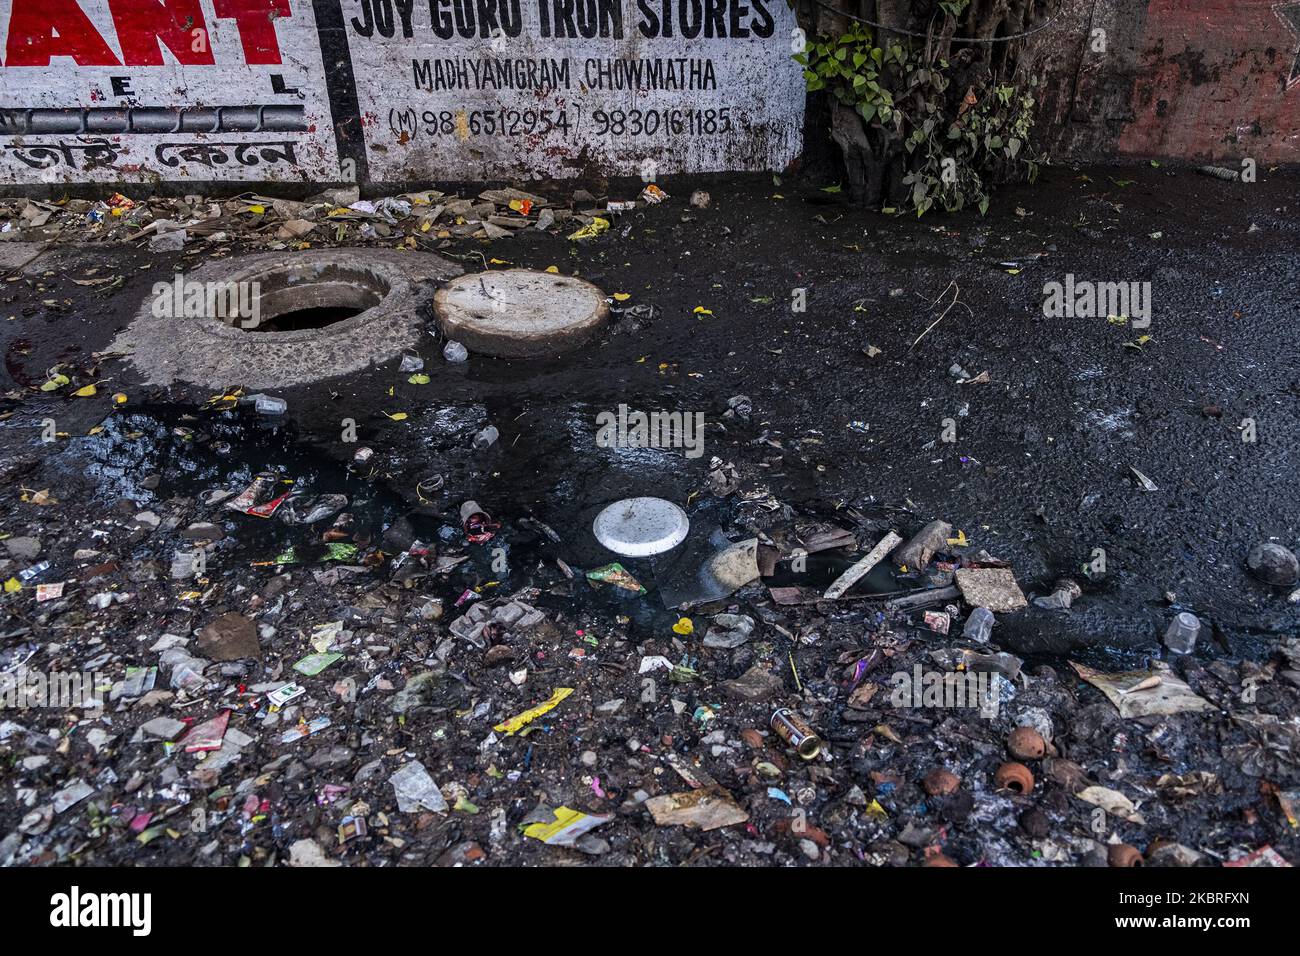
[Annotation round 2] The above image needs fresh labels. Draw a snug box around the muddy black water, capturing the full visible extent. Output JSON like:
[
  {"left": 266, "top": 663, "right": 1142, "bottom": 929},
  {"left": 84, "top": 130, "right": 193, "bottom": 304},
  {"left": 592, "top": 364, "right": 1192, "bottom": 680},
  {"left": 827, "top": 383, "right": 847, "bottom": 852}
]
[{"left": 3, "top": 164, "right": 1297, "bottom": 669}]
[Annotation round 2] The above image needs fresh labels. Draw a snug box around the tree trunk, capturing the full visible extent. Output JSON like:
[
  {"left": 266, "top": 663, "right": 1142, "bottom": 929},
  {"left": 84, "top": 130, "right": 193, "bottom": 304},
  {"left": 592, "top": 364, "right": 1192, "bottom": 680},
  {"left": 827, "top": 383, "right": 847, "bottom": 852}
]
[{"left": 801, "top": 0, "right": 1061, "bottom": 207}]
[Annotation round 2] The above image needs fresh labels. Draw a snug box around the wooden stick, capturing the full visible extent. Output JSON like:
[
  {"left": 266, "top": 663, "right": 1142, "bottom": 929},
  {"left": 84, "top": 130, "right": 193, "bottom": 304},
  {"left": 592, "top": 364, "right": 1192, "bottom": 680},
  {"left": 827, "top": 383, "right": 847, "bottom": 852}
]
[{"left": 824, "top": 531, "right": 903, "bottom": 599}]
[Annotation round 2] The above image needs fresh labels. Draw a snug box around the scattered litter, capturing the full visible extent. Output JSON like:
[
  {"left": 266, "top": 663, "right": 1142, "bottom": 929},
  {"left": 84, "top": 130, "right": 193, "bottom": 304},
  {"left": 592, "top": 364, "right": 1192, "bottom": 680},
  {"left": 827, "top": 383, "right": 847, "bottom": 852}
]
[
  {"left": 1071, "top": 661, "right": 1214, "bottom": 718},
  {"left": 825, "top": 531, "right": 903, "bottom": 599},
  {"left": 1074, "top": 786, "right": 1147, "bottom": 825},
  {"left": 494, "top": 688, "right": 574, "bottom": 735},
  {"left": 645, "top": 787, "right": 749, "bottom": 831},
  {"left": 522, "top": 805, "right": 613, "bottom": 846},
  {"left": 1129, "top": 466, "right": 1159, "bottom": 492},
  {"left": 586, "top": 562, "right": 647, "bottom": 594},
  {"left": 388, "top": 761, "right": 448, "bottom": 814},
  {"left": 293, "top": 653, "right": 344, "bottom": 677},
  {"left": 280, "top": 716, "right": 331, "bottom": 744}
]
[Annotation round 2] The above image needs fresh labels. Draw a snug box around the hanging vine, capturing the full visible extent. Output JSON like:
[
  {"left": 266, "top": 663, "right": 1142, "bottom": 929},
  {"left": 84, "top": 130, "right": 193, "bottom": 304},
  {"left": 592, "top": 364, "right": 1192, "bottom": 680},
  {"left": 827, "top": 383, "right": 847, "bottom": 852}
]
[{"left": 793, "top": 0, "right": 1062, "bottom": 213}]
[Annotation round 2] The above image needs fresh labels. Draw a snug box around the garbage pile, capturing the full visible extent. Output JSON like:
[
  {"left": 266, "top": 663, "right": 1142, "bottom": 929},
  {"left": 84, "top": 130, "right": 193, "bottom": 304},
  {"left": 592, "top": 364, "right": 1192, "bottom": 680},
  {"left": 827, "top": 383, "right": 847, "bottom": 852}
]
[
  {"left": 0, "top": 182, "right": 676, "bottom": 252},
  {"left": 3, "top": 169, "right": 1298, "bottom": 864},
  {"left": 2, "top": 439, "right": 1297, "bottom": 868}
]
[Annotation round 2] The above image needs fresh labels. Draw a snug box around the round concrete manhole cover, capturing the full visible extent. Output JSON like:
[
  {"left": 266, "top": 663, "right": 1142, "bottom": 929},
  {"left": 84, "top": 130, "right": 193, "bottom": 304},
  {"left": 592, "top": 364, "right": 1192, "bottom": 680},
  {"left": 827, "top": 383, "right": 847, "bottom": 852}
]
[
  {"left": 111, "top": 249, "right": 462, "bottom": 389},
  {"left": 434, "top": 269, "right": 609, "bottom": 358}
]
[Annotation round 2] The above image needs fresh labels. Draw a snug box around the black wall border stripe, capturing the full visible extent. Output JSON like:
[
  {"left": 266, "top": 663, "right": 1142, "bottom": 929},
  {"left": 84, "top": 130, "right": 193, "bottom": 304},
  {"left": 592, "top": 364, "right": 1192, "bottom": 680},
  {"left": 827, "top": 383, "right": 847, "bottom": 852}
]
[{"left": 312, "top": 0, "right": 369, "bottom": 184}]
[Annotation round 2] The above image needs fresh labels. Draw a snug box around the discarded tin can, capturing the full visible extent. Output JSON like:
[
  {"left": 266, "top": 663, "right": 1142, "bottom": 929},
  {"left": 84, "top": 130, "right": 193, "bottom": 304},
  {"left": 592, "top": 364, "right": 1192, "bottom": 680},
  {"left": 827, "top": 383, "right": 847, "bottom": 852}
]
[
  {"left": 770, "top": 708, "right": 822, "bottom": 760},
  {"left": 338, "top": 815, "right": 367, "bottom": 844},
  {"left": 924, "top": 610, "right": 950, "bottom": 635}
]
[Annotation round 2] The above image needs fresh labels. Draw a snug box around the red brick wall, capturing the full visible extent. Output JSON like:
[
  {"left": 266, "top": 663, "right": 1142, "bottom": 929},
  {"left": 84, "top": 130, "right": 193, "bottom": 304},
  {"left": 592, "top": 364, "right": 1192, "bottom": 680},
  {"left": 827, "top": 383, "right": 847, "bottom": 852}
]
[{"left": 1039, "top": 0, "right": 1300, "bottom": 163}]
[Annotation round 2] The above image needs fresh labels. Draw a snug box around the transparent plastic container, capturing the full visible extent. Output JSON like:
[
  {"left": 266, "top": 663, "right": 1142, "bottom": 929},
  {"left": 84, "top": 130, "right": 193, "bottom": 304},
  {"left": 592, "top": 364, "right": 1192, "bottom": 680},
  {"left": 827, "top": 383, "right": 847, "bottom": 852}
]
[
  {"left": 962, "top": 607, "right": 994, "bottom": 643},
  {"left": 1164, "top": 612, "right": 1200, "bottom": 654},
  {"left": 253, "top": 395, "right": 287, "bottom": 415}
]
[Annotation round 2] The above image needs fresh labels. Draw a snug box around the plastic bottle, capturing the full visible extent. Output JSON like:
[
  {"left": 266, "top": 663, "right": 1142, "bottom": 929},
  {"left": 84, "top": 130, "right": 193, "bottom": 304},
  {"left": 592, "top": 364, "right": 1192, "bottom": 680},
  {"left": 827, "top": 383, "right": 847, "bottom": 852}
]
[
  {"left": 443, "top": 340, "right": 468, "bottom": 363},
  {"left": 1164, "top": 612, "right": 1200, "bottom": 654},
  {"left": 254, "top": 395, "right": 287, "bottom": 415},
  {"left": 962, "top": 607, "right": 995, "bottom": 643}
]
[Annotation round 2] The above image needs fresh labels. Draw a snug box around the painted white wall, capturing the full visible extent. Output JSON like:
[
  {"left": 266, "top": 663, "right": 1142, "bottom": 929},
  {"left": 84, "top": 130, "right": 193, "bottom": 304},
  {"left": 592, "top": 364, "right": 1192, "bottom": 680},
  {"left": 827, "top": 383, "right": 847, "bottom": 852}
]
[{"left": 0, "top": 0, "right": 806, "bottom": 184}]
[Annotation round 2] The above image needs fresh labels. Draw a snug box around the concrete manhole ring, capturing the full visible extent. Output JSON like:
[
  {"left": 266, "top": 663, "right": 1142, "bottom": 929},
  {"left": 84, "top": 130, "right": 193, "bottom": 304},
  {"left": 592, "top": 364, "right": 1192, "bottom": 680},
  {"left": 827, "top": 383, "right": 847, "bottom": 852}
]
[
  {"left": 111, "top": 249, "right": 462, "bottom": 389},
  {"left": 434, "top": 269, "right": 609, "bottom": 358}
]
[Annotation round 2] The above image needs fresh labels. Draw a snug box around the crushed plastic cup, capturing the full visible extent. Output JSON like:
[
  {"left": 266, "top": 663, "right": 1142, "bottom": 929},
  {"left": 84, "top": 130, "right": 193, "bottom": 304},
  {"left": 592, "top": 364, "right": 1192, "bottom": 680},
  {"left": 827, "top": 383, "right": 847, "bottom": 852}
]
[
  {"left": 962, "top": 607, "right": 995, "bottom": 643},
  {"left": 460, "top": 500, "right": 499, "bottom": 543},
  {"left": 443, "top": 340, "right": 469, "bottom": 363},
  {"left": 473, "top": 425, "right": 498, "bottom": 450},
  {"left": 169, "top": 661, "right": 208, "bottom": 693},
  {"left": 252, "top": 395, "right": 287, "bottom": 415},
  {"left": 1164, "top": 611, "right": 1200, "bottom": 654}
]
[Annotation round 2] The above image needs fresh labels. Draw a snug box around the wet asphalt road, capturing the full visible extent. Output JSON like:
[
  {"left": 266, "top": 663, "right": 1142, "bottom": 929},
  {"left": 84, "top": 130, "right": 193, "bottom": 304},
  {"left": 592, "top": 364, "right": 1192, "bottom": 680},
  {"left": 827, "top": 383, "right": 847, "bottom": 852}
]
[{"left": 2, "top": 162, "right": 1297, "bottom": 662}]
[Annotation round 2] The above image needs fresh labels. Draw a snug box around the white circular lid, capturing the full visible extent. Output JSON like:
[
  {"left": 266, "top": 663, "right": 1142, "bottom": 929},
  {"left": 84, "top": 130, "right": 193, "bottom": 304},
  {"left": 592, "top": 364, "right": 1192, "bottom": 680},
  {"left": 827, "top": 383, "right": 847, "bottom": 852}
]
[{"left": 592, "top": 497, "right": 689, "bottom": 557}]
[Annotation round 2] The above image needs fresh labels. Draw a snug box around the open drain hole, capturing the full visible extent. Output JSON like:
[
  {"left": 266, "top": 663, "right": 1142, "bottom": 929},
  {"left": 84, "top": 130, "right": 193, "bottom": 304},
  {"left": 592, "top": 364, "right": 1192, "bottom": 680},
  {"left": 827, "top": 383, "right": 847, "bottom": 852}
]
[
  {"left": 236, "top": 265, "right": 391, "bottom": 334},
  {"left": 252, "top": 306, "right": 364, "bottom": 333}
]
